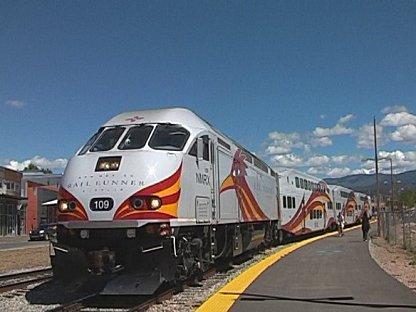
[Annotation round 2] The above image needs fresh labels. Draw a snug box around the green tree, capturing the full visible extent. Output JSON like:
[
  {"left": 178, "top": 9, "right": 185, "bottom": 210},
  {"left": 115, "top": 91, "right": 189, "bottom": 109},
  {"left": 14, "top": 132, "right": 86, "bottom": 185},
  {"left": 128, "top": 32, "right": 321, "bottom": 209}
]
[
  {"left": 23, "top": 163, "right": 52, "bottom": 174},
  {"left": 398, "top": 188, "right": 416, "bottom": 209}
]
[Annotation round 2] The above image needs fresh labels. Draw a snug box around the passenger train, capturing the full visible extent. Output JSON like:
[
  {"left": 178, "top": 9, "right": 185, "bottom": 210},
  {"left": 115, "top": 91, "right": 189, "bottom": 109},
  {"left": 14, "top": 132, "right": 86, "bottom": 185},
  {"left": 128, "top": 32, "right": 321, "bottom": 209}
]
[{"left": 52, "top": 108, "right": 371, "bottom": 295}]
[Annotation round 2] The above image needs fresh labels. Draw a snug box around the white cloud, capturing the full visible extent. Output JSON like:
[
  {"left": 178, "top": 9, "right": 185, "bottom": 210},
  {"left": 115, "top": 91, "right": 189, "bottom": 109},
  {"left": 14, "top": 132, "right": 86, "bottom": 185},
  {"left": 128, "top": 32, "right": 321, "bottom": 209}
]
[
  {"left": 265, "top": 131, "right": 307, "bottom": 155},
  {"left": 380, "top": 111, "right": 416, "bottom": 127},
  {"left": 305, "top": 155, "right": 330, "bottom": 166},
  {"left": 391, "top": 124, "right": 416, "bottom": 143},
  {"left": 311, "top": 136, "right": 332, "bottom": 147},
  {"left": 331, "top": 155, "right": 359, "bottom": 164},
  {"left": 313, "top": 124, "right": 354, "bottom": 137},
  {"left": 360, "top": 150, "right": 416, "bottom": 174},
  {"left": 325, "top": 167, "right": 352, "bottom": 178},
  {"left": 265, "top": 145, "right": 292, "bottom": 155},
  {"left": 338, "top": 114, "right": 354, "bottom": 124},
  {"left": 356, "top": 123, "right": 387, "bottom": 149},
  {"left": 5, "top": 100, "right": 25, "bottom": 108},
  {"left": 3, "top": 156, "right": 68, "bottom": 173},
  {"left": 270, "top": 153, "right": 304, "bottom": 168},
  {"left": 312, "top": 114, "right": 354, "bottom": 138},
  {"left": 382, "top": 105, "right": 408, "bottom": 114}
]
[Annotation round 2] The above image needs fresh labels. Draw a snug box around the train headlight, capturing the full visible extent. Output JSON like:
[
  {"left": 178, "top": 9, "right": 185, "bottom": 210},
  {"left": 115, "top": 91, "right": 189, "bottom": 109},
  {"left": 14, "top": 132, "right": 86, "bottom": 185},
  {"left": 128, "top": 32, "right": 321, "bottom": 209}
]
[
  {"left": 130, "top": 197, "right": 144, "bottom": 210},
  {"left": 58, "top": 199, "right": 77, "bottom": 212},
  {"left": 95, "top": 156, "right": 121, "bottom": 172},
  {"left": 149, "top": 197, "right": 162, "bottom": 210},
  {"left": 130, "top": 196, "right": 162, "bottom": 210},
  {"left": 58, "top": 200, "right": 69, "bottom": 212}
]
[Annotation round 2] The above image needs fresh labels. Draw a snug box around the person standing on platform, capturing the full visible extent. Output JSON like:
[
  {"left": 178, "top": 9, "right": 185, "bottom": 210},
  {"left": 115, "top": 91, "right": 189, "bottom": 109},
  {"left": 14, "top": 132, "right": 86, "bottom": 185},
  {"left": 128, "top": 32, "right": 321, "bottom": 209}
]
[
  {"left": 337, "top": 212, "right": 344, "bottom": 237},
  {"left": 361, "top": 210, "right": 371, "bottom": 241}
]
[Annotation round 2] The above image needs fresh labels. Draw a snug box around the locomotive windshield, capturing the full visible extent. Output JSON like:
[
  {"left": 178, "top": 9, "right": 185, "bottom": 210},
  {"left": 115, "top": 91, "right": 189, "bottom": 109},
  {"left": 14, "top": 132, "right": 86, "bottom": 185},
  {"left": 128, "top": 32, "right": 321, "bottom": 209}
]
[
  {"left": 148, "top": 124, "right": 190, "bottom": 151},
  {"left": 78, "top": 123, "right": 190, "bottom": 154},
  {"left": 118, "top": 125, "right": 153, "bottom": 150},
  {"left": 78, "top": 127, "right": 104, "bottom": 155},
  {"left": 90, "top": 127, "right": 126, "bottom": 152}
]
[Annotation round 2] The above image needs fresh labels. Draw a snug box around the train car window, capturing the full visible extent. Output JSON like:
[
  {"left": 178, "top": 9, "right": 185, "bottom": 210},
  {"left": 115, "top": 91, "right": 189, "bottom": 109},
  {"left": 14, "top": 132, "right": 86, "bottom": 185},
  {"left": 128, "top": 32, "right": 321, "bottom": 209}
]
[
  {"left": 241, "top": 149, "right": 253, "bottom": 163},
  {"left": 341, "top": 191, "right": 349, "bottom": 198},
  {"left": 118, "top": 125, "right": 153, "bottom": 150},
  {"left": 295, "top": 177, "right": 299, "bottom": 188},
  {"left": 253, "top": 156, "right": 268, "bottom": 173},
  {"left": 78, "top": 127, "right": 104, "bottom": 155},
  {"left": 218, "top": 137, "right": 231, "bottom": 150},
  {"left": 90, "top": 127, "right": 125, "bottom": 152},
  {"left": 149, "top": 125, "right": 190, "bottom": 151}
]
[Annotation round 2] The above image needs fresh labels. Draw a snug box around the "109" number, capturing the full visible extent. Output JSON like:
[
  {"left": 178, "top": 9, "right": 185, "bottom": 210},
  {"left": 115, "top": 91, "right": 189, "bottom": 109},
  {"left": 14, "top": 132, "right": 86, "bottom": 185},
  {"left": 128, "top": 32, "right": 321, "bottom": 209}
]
[{"left": 90, "top": 198, "right": 114, "bottom": 211}]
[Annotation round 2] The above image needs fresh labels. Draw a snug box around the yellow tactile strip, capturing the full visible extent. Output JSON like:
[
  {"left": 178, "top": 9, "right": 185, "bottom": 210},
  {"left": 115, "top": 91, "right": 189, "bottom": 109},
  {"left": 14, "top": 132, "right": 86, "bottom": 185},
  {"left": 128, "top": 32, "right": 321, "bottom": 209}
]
[{"left": 196, "top": 226, "right": 361, "bottom": 312}]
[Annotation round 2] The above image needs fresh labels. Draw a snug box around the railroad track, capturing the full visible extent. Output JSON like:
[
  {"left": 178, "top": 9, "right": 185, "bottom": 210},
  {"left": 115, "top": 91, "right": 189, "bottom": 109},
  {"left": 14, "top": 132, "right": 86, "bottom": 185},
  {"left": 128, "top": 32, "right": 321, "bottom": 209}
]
[
  {"left": 48, "top": 288, "right": 175, "bottom": 312},
  {"left": 49, "top": 268, "right": 217, "bottom": 312},
  {"left": 0, "top": 267, "right": 53, "bottom": 293}
]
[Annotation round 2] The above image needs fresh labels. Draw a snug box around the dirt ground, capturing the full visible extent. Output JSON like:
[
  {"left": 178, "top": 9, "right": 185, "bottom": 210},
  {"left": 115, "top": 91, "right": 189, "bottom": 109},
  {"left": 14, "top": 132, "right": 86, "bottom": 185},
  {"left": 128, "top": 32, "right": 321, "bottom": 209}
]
[
  {"left": 0, "top": 245, "right": 51, "bottom": 274},
  {"left": 369, "top": 236, "right": 416, "bottom": 292},
  {"left": 1, "top": 238, "right": 415, "bottom": 294}
]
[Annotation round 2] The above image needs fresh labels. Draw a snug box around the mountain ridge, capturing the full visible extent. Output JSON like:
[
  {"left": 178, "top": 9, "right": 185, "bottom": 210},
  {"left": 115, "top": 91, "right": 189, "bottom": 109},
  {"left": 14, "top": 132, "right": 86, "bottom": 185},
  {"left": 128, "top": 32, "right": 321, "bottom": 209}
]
[{"left": 324, "top": 170, "right": 416, "bottom": 195}]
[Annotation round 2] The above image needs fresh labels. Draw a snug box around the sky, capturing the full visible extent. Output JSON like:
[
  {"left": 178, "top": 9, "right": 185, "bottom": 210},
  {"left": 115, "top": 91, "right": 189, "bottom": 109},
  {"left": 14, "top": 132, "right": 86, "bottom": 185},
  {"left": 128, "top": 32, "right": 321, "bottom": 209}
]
[{"left": 1, "top": 0, "right": 416, "bottom": 178}]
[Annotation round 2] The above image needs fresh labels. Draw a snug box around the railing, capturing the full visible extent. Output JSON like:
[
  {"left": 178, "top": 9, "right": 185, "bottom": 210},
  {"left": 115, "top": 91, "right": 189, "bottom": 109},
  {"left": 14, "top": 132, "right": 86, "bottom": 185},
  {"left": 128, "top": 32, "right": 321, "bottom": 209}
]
[{"left": 379, "top": 210, "right": 416, "bottom": 252}]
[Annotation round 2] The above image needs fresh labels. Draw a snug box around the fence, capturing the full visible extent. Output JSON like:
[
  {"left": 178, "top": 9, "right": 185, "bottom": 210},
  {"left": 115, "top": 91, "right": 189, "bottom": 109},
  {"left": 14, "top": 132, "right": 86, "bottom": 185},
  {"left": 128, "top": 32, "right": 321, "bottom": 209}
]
[{"left": 379, "top": 210, "right": 416, "bottom": 252}]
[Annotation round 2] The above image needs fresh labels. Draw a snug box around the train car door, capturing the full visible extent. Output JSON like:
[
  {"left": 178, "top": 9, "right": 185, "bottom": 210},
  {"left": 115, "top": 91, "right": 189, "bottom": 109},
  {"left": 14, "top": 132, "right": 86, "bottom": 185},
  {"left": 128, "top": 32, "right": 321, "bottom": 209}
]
[
  {"left": 182, "top": 134, "right": 214, "bottom": 224},
  {"left": 194, "top": 135, "right": 214, "bottom": 223}
]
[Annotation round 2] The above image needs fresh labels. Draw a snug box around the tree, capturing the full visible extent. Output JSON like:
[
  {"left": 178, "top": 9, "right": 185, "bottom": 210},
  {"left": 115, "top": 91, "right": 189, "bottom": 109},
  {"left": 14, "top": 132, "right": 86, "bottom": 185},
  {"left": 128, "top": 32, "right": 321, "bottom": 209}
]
[
  {"left": 398, "top": 188, "right": 416, "bottom": 209},
  {"left": 23, "top": 163, "right": 52, "bottom": 174}
]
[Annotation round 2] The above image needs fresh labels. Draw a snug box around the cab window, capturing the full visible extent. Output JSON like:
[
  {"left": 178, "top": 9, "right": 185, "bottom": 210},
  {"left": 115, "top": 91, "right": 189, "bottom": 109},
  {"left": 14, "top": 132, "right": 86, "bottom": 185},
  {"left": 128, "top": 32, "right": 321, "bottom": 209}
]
[
  {"left": 188, "top": 135, "right": 209, "bottom": 161},
  {"left": 89, "top": 127, "right": 125, "bottom": 152},
  {"left": 149, "top": 124, "right": 190, "bottom": 151},
  {"left": 78, "top": 127, "right": 104, "bottom": 155},
  {"left": 118, "top": 125, "right": 153, "bottom": 150}
]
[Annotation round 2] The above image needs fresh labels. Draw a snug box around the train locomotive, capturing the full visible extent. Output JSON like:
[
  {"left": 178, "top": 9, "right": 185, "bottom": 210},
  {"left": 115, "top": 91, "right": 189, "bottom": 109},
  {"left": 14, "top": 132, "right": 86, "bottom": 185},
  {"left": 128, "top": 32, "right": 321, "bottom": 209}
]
[
  {"left": 51, "top": 107, "right": 372, "bottom": 295},
  {"left": 52, "top": 108, "right": 281, "bottom": 295}
]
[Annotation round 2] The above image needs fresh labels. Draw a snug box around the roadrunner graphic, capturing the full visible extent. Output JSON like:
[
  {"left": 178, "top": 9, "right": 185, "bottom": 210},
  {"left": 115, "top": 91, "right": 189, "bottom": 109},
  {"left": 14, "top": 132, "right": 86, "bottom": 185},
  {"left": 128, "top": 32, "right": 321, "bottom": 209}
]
[{"left": 220, "top": 149, "right": 268, "bottom": 221}]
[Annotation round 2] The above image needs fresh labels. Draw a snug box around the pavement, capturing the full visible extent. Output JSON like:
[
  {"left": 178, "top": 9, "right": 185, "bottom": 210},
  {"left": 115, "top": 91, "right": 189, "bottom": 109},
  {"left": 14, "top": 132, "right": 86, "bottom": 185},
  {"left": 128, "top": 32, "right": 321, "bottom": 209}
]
[
  {"left": 0, "top": 234, "right": 49, "bottom": 250},
  {"left": 198, "top": 227, "right": 416, "bottom": 312}
]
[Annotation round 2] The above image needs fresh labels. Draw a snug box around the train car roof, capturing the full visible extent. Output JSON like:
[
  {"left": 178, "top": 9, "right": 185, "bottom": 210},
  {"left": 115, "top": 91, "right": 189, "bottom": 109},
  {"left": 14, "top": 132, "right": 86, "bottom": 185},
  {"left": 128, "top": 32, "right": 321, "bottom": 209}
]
[
  {"left": 276, "top": 168, "right": 326, "bottom": 183},
  {"left": 103, "top": 107, "right": 211, "bottom": 129}
]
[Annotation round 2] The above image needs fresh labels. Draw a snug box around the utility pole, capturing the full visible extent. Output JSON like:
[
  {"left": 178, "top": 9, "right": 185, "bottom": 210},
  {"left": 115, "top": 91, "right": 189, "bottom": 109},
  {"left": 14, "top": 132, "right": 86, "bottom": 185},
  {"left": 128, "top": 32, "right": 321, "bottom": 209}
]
[{"left": 374, "top": 117, "right": 381, "bottom": 236}]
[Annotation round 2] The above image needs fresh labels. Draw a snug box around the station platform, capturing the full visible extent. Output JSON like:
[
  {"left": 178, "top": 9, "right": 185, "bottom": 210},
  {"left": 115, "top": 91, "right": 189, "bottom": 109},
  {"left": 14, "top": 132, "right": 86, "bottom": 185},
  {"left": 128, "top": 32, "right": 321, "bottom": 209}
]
[{"left": 198, "top": 227, "right": 416, "bottom": 312}]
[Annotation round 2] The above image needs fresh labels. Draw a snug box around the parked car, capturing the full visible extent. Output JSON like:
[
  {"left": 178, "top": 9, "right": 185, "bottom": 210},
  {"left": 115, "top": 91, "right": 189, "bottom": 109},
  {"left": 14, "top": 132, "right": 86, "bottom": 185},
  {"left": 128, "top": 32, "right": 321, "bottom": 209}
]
[{"left": 29, "top": 223, "right": 56, "bottom": 241}]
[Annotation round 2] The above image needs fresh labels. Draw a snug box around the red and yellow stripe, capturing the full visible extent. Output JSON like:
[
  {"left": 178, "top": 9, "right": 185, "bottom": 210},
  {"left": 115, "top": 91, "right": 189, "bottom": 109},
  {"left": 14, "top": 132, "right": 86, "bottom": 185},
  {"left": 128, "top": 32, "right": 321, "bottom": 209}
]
[{"left": 114, "top": 164, "right": 182, "bottom": 220}]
